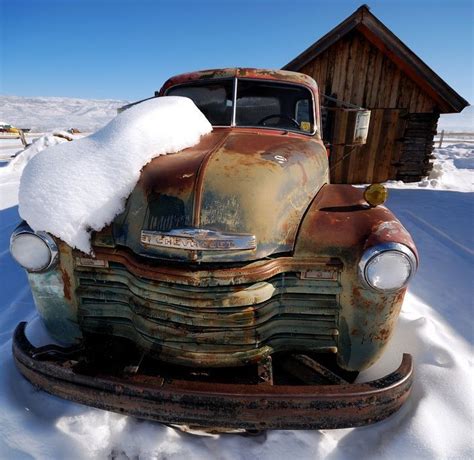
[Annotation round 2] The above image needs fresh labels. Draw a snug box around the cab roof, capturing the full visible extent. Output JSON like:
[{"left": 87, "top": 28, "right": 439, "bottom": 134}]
[{"left": 157, "top": 68, "right": 318, "bottom": 96}]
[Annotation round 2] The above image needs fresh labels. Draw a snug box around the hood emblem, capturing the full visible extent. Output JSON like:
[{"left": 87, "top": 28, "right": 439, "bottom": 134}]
[{"left": 141, "top": 228, "right": 257, "bottom": 251}]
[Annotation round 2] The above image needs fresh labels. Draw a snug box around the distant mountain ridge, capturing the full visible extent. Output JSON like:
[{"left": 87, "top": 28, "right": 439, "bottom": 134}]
[
  {"left": 0, "top": 95, "right": 128, "bottom": 132},
  {"left": 437, "top": 105, "right": 473, "bottom": 133},
  {"left": 0, "top": 95, "right": 471, "bottom": 134}
]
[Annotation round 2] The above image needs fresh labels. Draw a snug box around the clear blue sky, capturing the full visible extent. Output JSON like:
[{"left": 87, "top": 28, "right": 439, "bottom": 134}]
[{"left": 1, "top": 0, "right": 473, "bottom": 103}]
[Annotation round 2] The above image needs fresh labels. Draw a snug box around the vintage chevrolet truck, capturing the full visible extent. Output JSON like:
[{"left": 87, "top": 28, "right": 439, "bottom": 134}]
[{"left": 11, "top": 68, "right": 417, "bottom": 431}]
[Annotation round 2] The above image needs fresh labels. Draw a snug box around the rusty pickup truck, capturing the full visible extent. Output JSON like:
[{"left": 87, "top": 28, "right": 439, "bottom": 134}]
[{"left": 11, "top": 68, "right": 417, "bottom": 431}]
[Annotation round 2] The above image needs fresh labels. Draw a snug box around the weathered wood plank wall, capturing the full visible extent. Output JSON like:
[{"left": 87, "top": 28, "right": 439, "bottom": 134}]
[
  {"left": 301, "top": 31, "right": 436, "bottom": 112},
  {"left": 330, "top": 109, "right": 408, "bottom": 183},
  {"left": 397, "top": 113, "right": 439, "bottom": 181},
  {"left": 299, "top": 30, "right": 439, "bottom": 183}
]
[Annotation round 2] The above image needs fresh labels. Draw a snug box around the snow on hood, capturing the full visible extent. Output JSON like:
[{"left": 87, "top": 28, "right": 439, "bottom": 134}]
[{"left": 18, "top": 96, "right": 212, "bottom": 253}]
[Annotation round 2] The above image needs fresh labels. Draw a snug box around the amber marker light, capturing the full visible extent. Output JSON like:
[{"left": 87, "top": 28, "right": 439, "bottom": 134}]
[{"left": 364, "top": 183, "right": 388, "bottom": 207}]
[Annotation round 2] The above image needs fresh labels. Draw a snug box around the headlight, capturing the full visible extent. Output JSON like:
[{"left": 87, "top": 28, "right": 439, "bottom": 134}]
[
  {"left": 359, "top": 243, "right": 417, "bottom": 292},
  {"left": 10, "top": 224, "right": 58, "bottom": 272}
]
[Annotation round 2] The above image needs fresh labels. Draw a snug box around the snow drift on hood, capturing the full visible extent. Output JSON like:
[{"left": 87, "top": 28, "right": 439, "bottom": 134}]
[{"left": 18, "top": 96, "right": 212, "bottom": 253}]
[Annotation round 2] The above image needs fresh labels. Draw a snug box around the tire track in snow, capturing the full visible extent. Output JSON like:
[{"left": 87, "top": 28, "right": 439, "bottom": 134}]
[{"left": 401, "top": 210, "right": 474, "bottom": 262}]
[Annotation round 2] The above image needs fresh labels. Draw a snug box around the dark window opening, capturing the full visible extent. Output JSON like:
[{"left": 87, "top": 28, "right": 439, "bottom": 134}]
[
  {"left": 166, "top": 78, "right": 315, "bottom": 134},
  {"left": 166, "top": 80, "right": 234, "bottom": 126},
  {"left": 236, "top": 80, "right": 314, "bottom": 132}
]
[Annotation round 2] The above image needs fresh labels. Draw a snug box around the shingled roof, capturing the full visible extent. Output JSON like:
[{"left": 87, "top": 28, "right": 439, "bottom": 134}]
[{"left": 283, "top": 5, "right": 469, "bottom": 113}]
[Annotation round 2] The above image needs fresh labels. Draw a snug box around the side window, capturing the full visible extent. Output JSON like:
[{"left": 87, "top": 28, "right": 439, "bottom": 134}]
[{"left": 295, "top": 99, "right": 311, "bottom": 132}]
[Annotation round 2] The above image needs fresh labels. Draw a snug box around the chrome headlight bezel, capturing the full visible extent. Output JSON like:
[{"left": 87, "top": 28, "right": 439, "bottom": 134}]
[
  {"left": 359, "top": 242, "right": 417, "bottom": 292},
  {"left": 10, "top": 223, "right": 59, "bottom": 273}
]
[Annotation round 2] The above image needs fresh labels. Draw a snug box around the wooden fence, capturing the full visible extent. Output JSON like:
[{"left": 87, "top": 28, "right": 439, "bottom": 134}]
[{"left": 435, "top": 131, "right": 474, "bottom": 148}]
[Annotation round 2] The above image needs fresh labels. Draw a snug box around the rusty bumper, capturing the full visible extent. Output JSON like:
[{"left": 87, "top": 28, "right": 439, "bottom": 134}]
[{"left": 13, "top": 322, "right": 413, "bottom": 430}]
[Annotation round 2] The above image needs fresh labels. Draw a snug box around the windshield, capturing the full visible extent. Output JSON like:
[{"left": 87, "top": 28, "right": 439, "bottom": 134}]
[{"left": 166, "top": 79, "right": 315, "bottom": 134}]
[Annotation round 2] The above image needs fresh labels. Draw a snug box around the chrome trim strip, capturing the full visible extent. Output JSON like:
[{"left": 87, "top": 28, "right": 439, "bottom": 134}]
[
  {"left": 10, "top": 222, "right": 59, "bottom": 272},
  {"left": 141, "top": 228, "right": 257, "bottom": 251},
  {"left": 231, "top": 77, "right": 238, "bottom": 127},
  {"left": 358, "top": 242, "right": 418, "bottom": 292}
]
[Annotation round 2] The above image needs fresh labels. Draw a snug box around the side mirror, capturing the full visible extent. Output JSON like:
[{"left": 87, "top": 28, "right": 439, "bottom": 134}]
[
  {"left": 321, "top": 94, "right": 371, "bottom": 147},
  {"left": 352, "top": 109, "right": 371, "bottom": 145}
]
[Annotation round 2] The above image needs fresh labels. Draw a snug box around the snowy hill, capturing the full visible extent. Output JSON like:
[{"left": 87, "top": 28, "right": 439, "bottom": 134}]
[
  {"left": 0, "top": 95, "right": 128, "bottom": 132},
  {"left": 437, "top": 105, "right": 473, "bottom": 133}
]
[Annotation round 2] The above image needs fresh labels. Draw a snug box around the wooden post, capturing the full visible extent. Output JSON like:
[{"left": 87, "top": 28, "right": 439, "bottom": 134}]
[
  {"left": 438, "top": 130, "right": 444, "bottom": 148},
  {"left": 18, "top": 129, "right": 28, "bottom": 148}
]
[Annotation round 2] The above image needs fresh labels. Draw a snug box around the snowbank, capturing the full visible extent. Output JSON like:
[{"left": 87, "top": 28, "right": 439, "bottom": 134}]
[
  {"left": 386, "top": 143, "right": 473, "bottom": 193},
  {"left": 0, "top": 133, "right": 69, "bottom": 176},
  {"left": 18, "top": 97, "right": 212, "bottom": 253}
]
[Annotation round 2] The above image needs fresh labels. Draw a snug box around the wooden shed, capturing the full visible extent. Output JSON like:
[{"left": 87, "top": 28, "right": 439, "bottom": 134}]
[{"left": 283, "top": 5, "right": 469, "bottom": 183}]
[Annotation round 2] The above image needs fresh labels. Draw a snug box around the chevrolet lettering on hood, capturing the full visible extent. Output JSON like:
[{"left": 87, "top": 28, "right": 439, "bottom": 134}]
[
  {"left": 10, "top": 68, "right": 418, "bottom": 431},
  {"left": 140, "top": 228, "right": 257, "bottom": 251}
]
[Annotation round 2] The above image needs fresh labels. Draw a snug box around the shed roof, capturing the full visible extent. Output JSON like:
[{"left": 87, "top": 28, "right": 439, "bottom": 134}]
[{"left": 283, "top": 5, "right": 469, "bottom": 113}]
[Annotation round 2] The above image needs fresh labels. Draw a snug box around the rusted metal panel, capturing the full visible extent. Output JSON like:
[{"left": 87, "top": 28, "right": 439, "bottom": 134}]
[
  {"left": 295, "top": 184, "right": 417, "bottom": 370},
  {"left": 113, "top": 128, "right": 328, "bottom": 263},
  {"left": 27, "top": 242, "right": 82, "bottom": 345},
  {"left": 60, "top": 180, "right": 416, "bottom": 372},
  {"left": 75, "top": 255, "right": 341, "bottom": 367},
  {"left": 80, "top": 249, "right": 341, "bottom": 286},
  {"left": 13, "top": 322, "right": 413, "bottom": 431},
  {"left": 295, "top": 184, "right": 417, "bottom": 258}
]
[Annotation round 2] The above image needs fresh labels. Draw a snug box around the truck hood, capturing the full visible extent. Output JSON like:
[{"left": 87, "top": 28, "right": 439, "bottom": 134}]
[{"left": 111, "top": 128, "right": 328, "bottom": 262}]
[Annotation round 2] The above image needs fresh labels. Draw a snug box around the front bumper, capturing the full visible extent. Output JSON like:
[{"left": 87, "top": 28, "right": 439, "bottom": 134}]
[{"left": 13, "top": 322, "right": 413, "bottom": 430}]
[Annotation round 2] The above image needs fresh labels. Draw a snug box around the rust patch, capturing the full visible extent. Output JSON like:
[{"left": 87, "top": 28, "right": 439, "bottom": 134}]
[
  {"left": 158, "top": 67, "right": 318, "bottom": 97},
  {"left": 373, "top": 328, "right": 391, "bottom": 342},
  {"left": 61, "top": 268, "right": 72, "bottom": 301},
  {"left": 295, "top": 184, "right": 417, "bottom": 260},
  {"left": 89, "top": 246, "right": 340, "bottom": 286}
]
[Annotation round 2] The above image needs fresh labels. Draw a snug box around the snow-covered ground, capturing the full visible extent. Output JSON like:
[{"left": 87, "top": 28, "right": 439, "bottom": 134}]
[{"left": 0, "top": 121, "right": 473, "bottom": 457}]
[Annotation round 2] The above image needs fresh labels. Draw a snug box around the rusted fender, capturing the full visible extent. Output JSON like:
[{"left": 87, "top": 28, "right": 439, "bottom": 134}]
[
  {"left": 295, "top": 184, "right": 417, "bottom": 261},
  {"left": 13, "top": 322, "right": 413, "bottom": 431},
  {"left": 295, "top": 184, "right": 417, "bottom": 372}
]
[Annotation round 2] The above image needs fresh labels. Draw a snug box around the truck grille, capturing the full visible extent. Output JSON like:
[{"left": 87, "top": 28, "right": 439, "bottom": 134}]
[{"left": 75, "top": 259, "right": 341, "bottom": 366}]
